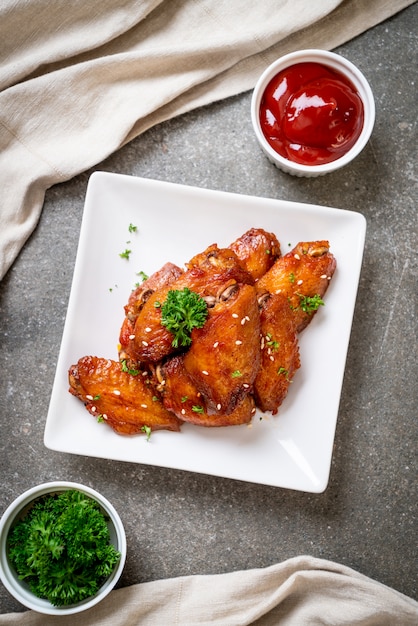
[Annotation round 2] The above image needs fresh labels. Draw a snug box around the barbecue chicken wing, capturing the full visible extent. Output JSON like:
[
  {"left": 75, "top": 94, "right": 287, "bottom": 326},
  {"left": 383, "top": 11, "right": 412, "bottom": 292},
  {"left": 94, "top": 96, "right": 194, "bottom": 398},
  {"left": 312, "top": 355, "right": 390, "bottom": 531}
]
[
  {"left": 158, "top": 355, "right": 255, "bottom": 426},
  {"left": 119, "top": 262, "right": 183, "bottom": 364},
  {"left": 68, "top": 356, "right": 181, "bottom": 435},
  {"left": 182, "top": 282, "right": 261, "bottom": 414},
  {"left": 229, "top": 228, "right": 281, "bottom": 280},
  {"left": 253, "top": 293, "right": 300, "bottom": 413},
  {"left": 120, "top": 244, "right": 254, "bottom": 365},
  {"left": 257, "top": 241, "right": 336, "bottom": 332}
]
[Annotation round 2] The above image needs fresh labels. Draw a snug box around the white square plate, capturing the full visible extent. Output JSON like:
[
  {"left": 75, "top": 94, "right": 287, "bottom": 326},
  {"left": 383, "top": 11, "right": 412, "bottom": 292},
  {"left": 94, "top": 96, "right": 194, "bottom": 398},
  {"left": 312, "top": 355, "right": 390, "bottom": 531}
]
[{"left": 45, "top": 172, "right": 366, "bottom": 492}]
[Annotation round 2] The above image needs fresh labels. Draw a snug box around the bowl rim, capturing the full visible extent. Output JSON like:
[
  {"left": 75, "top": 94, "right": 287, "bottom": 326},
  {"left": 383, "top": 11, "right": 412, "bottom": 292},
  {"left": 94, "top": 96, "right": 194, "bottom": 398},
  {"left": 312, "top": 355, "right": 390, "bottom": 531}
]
[
  {"left": 0, "top": 481, "right": 126, "bottom": 615},
  {"left": 250, "top": 48, "right": 376, "bottom": 175}
]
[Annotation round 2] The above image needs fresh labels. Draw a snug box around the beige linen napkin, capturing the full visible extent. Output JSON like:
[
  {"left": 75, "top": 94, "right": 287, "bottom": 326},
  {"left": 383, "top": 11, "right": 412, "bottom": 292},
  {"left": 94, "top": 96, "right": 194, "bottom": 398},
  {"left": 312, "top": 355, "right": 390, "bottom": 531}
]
[
  {"left": 0, "top": 556, "right": 417, "bottom": 624},
  {"left": 0, "top": 0, "right": 415, "bottom": 280}
]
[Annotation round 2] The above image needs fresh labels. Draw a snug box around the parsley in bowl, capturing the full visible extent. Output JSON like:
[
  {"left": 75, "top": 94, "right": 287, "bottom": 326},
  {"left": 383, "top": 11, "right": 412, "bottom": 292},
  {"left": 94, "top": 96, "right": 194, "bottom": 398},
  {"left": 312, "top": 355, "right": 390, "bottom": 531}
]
[{"left": 0, "top": 481, "right": 126, "bottom": 615}]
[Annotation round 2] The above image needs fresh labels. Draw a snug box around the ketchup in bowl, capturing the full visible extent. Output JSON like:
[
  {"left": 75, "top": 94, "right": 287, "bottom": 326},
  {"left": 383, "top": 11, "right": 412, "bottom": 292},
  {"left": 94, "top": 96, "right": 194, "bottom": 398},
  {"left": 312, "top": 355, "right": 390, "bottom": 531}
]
[{"left": 259, "top": 62, "right": 364, "bottom": 166}]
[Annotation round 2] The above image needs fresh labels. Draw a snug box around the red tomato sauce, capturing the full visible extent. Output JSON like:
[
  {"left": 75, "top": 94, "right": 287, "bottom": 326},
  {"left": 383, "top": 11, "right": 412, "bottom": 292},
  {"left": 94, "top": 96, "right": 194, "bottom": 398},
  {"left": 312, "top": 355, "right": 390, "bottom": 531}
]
[{"left": 259, "top": 62, "right": 364, "bottom": 165}]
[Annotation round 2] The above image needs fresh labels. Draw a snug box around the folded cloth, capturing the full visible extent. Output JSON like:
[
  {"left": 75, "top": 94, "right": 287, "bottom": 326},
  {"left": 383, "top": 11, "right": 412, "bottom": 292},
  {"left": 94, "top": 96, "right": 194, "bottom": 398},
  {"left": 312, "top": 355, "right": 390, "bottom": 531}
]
[
  {"left": 0, "top": 0, "right": 415, "bottom": 280},
  {"left": 0, "top": 556, "right": 417, "bottom": 624}
]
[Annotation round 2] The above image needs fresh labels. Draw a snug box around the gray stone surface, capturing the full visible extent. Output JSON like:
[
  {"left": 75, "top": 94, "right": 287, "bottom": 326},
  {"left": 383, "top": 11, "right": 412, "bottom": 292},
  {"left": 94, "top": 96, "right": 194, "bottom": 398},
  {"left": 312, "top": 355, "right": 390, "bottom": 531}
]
[{"left": 0, "top": 4, "right": 417, "bottom": 613}]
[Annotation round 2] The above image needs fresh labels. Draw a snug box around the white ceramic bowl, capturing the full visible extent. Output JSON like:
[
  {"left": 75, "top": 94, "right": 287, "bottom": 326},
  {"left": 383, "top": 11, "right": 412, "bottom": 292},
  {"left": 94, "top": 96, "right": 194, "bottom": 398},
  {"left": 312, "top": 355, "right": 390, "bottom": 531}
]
[
  {"left": 251, "top": 49, "right": 375, "bottom": 177},
  {"left": 0, "top": 481, "right": 126, "bottom": 615}
]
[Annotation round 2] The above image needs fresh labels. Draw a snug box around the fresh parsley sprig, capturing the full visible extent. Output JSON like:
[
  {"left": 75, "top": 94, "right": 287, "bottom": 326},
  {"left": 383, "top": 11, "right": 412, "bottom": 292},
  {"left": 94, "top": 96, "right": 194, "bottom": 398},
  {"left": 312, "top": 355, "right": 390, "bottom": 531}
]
[
  {"left": 7, "top": 490, "right": 120, "bottom": 607},
  {"left": 161, "top": 288, "right": 208, "bottom": 348}
]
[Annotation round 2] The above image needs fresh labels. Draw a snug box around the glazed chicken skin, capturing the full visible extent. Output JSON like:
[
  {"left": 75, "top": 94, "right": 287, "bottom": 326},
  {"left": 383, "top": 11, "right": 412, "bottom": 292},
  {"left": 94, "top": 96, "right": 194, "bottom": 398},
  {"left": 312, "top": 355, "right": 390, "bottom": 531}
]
[
  {"left": 229, "top": 227, "right": 281, "bottom": 280},
  {"left": 257, "top": 240, "right": 337, "bottom": 332},
  {"left": 253, "top": 293, "right": 301, "bottom": 414},
  {"left": 120, "top": 244, "right": 254, "bottom": 365},
  {"left": 68, "top": 356, "right": 181, "bottom": 434},
  {"left": 158, "top": 355, "right": 256, "bottom": 426},
  {"left": 182, "top": 282, "right": 261, "bottom": 414}
]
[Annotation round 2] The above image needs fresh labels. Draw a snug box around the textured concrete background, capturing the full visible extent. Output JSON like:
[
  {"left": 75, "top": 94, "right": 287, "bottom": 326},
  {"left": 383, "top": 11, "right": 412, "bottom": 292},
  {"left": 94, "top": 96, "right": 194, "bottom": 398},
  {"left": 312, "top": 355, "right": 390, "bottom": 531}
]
[{"left": 0, "top": 4, "right": 417, "bottom": 613}]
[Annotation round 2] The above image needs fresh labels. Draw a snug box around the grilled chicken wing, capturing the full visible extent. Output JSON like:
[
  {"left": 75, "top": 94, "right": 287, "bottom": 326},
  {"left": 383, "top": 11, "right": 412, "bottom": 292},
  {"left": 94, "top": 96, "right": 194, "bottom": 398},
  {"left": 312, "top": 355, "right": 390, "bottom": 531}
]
[
  {"left": 229, "top": 228, "right": 281, "bottom": 280},
  {"left": 182, "top": 282, "right": 260, "bottom": 414},
  {"left": 68, "top": 356, "right": 181, "bottom": 434},
  {"left": 119, "top": 262, "right": 183, "bottom": 363},
  {"left": 121, "top": 244, "right": 254, "bottom": 364},
  {"left": 253, "top": 293, "right": 300, "bottom": 414},
  {"left": 257, "top": 241, "right": 336, "bottom": 332},
  {"left": 158, "top": 355, "right": 255, "bottom": 426}
]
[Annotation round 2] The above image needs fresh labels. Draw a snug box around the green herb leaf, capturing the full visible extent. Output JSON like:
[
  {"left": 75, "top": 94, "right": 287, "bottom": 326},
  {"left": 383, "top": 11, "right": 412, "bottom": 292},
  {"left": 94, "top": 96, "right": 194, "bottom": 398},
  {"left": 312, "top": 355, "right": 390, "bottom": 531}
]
[
  {"left": 161, "top": 288, "right": 208, "bottom": 348},
  {"left": 298, "top": 293, "right": 325, "bottom": 314},
  {"left": 141, "top": 425, "right": 152, "bottom": 441},
  {"left": 7, "top": 490, "right": 120, "bottom": 607},
  {"left": 119, "top": 249, "right": 132, "bottom": 260},
  {"left": 136, "top": 270, "right": 148, "bottom": 282},
  {"left": 277, "top": 367, "right": 289, "bottom": 379},
  {"left": 121, "top": 359, "right": 139, "bottom": 376}
]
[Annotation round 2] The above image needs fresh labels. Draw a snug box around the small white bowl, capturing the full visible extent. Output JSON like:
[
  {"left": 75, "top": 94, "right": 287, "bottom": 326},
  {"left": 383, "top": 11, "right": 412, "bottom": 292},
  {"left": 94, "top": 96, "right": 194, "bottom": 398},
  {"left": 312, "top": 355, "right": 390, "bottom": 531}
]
[
  {"left": 0, "top": 481, "right": 126, "bottom": 615},
  {"left": 251, "top": 49, "right": 375, "bottom": 177}
]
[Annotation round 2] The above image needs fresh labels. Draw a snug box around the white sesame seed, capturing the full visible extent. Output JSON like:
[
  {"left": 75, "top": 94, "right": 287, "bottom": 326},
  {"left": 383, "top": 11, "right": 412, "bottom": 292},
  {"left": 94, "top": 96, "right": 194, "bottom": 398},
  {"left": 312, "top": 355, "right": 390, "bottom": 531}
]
[
  {"left": 113, "top": 390, "right": 121, "bottom": 396},
  {"left": 141, "top": 404, "right": 148, "bottom": 409},
  {"left": 270, "top": 356, "right": 275, "bottom": 362},
  {"left": 275, "top": 289, "right": 282, "bottom": 294},
  {"left": 327, "top": 276, "right": 331, "bottom": 280},
  {"left": 297, "top": 279, "right": 303, "bottom": 285},
  {"left": 251, "top": 407, "right": 256, "bottom": 414},
  {"left": 145, "top": 327, "right": 151, "bottom": 333},
  {"left": 181, "top": 408, "right": 186, "bottom": 415},
  {"left": 217, "top": 404, "right": 222, "bottom": 410},
  {"left": 241, "top": 317, "right": 246, "bottom": 325},
  {"left": 91, "top": 406, "right": 96, "bottom": 413},
  {"left": 103, "top": 414, "right": 108, "bottom": 420},
  {"left": 235, "top": 340, "right": 242, "bottom": 345},
  {"left": 260, "top": 337, "right": 265, "bottom": 349},
  {"left": 86, "top": 394, "right": 93, "bottom": 401},
  {"left": 246, "top": 316, "right": 250, "bottom": 321},
  {"left": 202, "top": 370, "right": 209, "bottom": 376},
  {"left": 142, "top": 371, "right": 148, "bottom": 377},
  {"left": 243, "top": 383, "right": 250, "bottom": 389},
  {"left": 294, "top": 253, "right": 300, "bottom": 260},
  {"left": 142, "top": 340, "right": 148, "bottom": 346},
  {"left": 129, "top": 334, "right": 135, "bottom": 340},
  {"left": 320, "top": 274, "right": 327, "bottom": 279},
  {"left": 232, "top": 313, "right": 239, "bottom": 318},
  {"left": 213, "top": 341, "right": 219, "bottom": 348}
]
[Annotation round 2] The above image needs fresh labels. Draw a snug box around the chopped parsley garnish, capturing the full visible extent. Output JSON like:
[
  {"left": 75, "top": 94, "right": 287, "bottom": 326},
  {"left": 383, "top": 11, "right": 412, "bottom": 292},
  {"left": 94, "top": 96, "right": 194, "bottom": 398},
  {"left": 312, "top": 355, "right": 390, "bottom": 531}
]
[
  {"left": 119, "top": 249, "right": 132, "bottom": 260},
  {"left": 121, "top": 360, "right": 139, "bottom": 376},
  {"left": 265, "top": 333, "right": 280, "bottom": 352},
  {"left": 192, "top": 405, "right": 204, "bottom": 414},
  {"left": 161, "top": 288, "right": 208, "bottom": 348},
  {"left": 231, "top": 370, "right": 242, "bottom": 378},
  {"left": 298, "top": 293, "right": 325, "bottom": 314},
  {"left": 277, "top": 367, "right": 289, "bottom": 379},
  {"left": 128, "top": 223, "right": 137, "bottom": 233},
  {"left": 136, "top": 270, "right": 148, "bottom": 282},
  {"left": 141, "top": 425, "right": 152, "bottom": 441}
]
